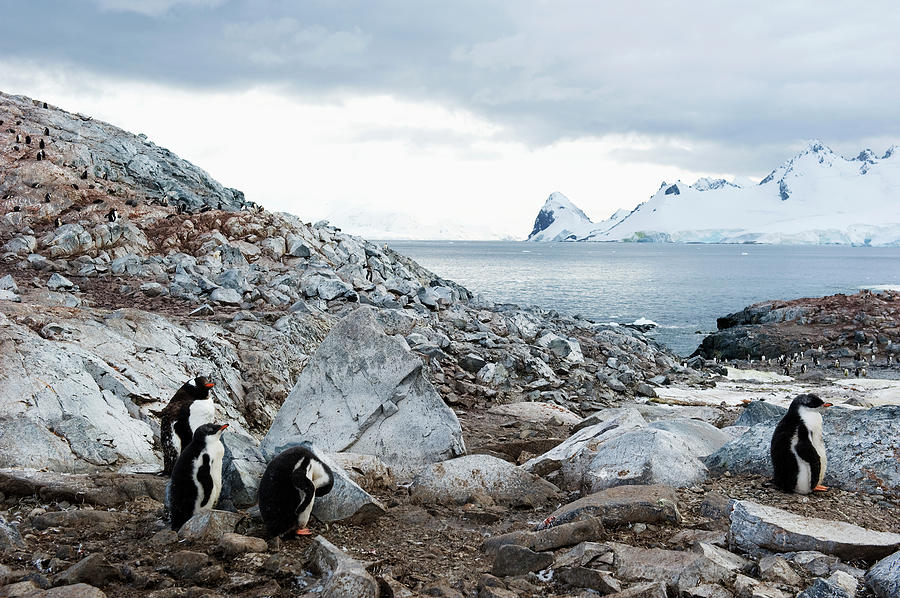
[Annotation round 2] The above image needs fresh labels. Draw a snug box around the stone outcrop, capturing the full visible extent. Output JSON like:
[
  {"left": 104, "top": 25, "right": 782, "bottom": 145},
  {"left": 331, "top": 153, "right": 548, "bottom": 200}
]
[{"left": 693, "top": 290, "right": 900, "bottom": 365}]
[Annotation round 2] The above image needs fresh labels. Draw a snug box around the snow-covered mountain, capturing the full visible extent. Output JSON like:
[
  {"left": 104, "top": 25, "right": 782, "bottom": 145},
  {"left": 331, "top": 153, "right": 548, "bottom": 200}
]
[
  {"left": 527, "top": 192, "right": 628, "bottom": 241},
  {"left": 531, "top": 141, "right": 900, "bottom": 246}
]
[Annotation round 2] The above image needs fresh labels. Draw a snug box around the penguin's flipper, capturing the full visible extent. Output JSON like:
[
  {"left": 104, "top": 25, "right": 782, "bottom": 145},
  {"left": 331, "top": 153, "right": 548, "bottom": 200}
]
[
  {"left": 309, "top": 460, "right": 334, "bottom": 497},
  {"left": 197, "top": 454, "right": 214, "bottom": 507},
  {"left": 794, "top": 428, "right": 822, "bottom": 491}
]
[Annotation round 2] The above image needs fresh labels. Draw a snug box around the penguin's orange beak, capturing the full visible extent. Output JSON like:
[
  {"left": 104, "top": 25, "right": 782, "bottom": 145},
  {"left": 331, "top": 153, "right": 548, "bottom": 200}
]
[
  {"left": 205, "top": 382, "right": 215, "bottom": 388},
  {"left": 823, "top": 403, "right": 833, "bottom": 407},
  {"left": 218, "top": 423, "right": 229, "bottom": 432}
]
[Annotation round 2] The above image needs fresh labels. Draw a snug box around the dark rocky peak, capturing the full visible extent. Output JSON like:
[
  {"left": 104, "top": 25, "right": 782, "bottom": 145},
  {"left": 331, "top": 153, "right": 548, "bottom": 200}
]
[{"left": 855, "top": 149, "right": 877, "bottom": 163}]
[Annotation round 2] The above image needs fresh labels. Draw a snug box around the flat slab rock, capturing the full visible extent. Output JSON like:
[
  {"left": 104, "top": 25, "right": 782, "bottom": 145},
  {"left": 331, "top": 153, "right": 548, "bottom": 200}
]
[
  {"left": 0, "top": 468, "right": 166, "bottom": 506},
  {"left": 546, "top": 484, "right": 682, "bottom": 527},
  {"left": 409, "top": 454, "right": 560, "bottom": 508},
  {"left": 730, "top": 500, "right": 900, "bottom": 561}
]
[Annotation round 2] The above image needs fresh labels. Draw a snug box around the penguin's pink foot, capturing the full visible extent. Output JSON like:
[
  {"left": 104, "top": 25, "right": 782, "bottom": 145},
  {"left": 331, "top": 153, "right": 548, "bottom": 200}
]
[
  {"left": 295, "top": 528, "right": 312, "bottom": 536},
  {"left": 813, "top": 484, "right": 829, "bottom": 492}
]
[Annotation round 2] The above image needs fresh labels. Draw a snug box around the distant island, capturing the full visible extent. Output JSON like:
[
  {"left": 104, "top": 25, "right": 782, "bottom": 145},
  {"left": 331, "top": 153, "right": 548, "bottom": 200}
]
[{"left": 528, "top": 140, "right": 900, "bottom": 246}]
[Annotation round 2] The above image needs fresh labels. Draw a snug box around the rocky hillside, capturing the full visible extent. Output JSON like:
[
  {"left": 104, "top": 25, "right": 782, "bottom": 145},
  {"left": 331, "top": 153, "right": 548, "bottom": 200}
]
[{"left": 0, "top": 90, "right": 686, "bottom": 473}]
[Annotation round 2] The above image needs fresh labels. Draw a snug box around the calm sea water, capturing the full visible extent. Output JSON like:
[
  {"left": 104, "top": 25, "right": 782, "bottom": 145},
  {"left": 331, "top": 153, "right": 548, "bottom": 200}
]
[{"left": 384, "top": 241, "right": 900, "bottom": 356}]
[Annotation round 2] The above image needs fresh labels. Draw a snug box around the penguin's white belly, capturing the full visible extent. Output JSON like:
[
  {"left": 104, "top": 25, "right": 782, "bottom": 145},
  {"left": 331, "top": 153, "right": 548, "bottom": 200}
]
[
  {"left": 789, "top": 432, "right": 812, "bottom": 494},
  {"left": 188, "top": 399, "right": 215, "bottom": 434},
  {"left": 800, "top": 408, "right": 827, "bottom": 486},
  {"left": 192, "top": 441, "right": 225, "bottom": 513}
]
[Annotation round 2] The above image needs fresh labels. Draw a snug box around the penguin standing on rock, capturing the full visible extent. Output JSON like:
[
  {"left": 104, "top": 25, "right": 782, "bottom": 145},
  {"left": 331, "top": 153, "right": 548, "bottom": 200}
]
[
  {"left": 258, "top": 444, "right": 334, "bottom": 538},
  {"left": 159, "top": 376, "right": 216, "bottom": 475},
  {"left": 106, "top": 208, "right": 118, "bottom": 222},
  {"left": 770, "top": 394, "right": 832, "bottom": 494},
  {"left": 168, "top": 422, "right": 229, "bottom": 530}
]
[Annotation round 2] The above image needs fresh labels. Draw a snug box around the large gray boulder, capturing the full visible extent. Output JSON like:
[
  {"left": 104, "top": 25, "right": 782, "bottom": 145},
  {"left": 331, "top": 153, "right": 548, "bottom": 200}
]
[
  {"left": 409, "top": 454, "right": 560, "bottom": 508},
  {"left": 261, "top": 307, "right": 465, "bottom": 477},
  {"left": 707, "top": 406, "right": 900, "bottom": 496},
  {"left": 729, "top": 500, "right": 900, "bottom": 561},
  {"left": 524, "top": 409, "right": 709, "bottom": 492}
]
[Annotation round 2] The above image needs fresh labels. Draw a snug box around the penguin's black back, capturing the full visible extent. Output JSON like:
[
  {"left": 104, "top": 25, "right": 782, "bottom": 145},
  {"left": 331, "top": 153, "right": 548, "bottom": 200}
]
[
  {"left": 169, "top": 423, "right": 220, "bottom": 530},
  {"left": 770, "top": 410, "right": 802, "bottom": 492},
  {"left": 159, "top": 377, "right": 213, "bottom": 475},
  {"left": 259, "top": 446, "right": 327, "bottom": 538}
]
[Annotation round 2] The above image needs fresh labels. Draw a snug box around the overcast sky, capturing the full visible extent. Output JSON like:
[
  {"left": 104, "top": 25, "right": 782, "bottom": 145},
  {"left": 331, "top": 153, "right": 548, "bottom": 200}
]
[{"left": 2, "top": 1, "right": 899, "bottom": 238}]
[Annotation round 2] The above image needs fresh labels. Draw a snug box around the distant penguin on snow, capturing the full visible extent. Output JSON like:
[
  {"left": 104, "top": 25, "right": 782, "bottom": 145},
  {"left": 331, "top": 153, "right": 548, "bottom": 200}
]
[
  {"left": 168, "top": 422, "right": 229, "bottom": 529},
  {"left": 159, "top": 376, "right": 216, "bottom": 476},
  {"left": 770, "top": 394, "right": 832, "bottom": 494},
  {"left": 259, "top": 444, "right": 334, "bottom": 538}
]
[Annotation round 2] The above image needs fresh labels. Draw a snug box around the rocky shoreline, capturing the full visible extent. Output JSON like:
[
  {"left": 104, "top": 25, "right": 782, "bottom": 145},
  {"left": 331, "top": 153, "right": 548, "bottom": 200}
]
[{"left": 0, "top": 91, "right": 898, "bottom": 597}]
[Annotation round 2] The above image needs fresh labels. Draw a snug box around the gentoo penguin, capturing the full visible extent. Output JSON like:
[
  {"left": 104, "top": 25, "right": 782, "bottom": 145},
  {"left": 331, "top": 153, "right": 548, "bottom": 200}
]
[
  {"left": 159, "top": 376, "right": 216, "bottom": 476},
  {"left": 39, "top": 139, "right": 45, "bottom": 149},
  {"left": 770, "top": 394, "right": 832, "bottom": 494},
  {"left": 24, "top": 135, "right": 31, "bottom": 145},
  {"left": 258, "top": 444, "right": 334, "bottom": 538},
  {"left": 167, "top": 422, "right": 229, "bottom": 530},
  {"left": 80, "top": 169, "right": 88, "bottom": 180},
  {"left": 105, "top": 208, "right": 118, "bottom": 222},
  {"left": 54, "top": 216, "right": 62, "bottom": 228},
  {"left": 44, "top": 127, "right": 50, "bottom": 136}
]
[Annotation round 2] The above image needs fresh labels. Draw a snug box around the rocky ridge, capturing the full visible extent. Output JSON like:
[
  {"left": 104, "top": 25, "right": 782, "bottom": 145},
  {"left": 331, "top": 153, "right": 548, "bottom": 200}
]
[
  {"left": 693, "top": 290, "right": 900, "bottom": 374},
  {"left": 0, "top": 92, "right": 897, "bottom": 597}
]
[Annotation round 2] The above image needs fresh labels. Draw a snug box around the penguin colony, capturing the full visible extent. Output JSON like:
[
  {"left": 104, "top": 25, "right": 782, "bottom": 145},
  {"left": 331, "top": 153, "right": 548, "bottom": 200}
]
[
  {"left": 160, "top": 376, "right": 333, "bottom": 535},
  {"left": 770, "top": 394, "right": 832, "bottom": 494}
]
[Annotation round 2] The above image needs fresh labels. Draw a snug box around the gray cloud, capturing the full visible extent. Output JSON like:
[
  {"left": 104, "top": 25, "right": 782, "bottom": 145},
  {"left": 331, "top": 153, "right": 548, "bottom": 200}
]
[{"left": 2, "top": 1, "right": 899, "bottom": 175}]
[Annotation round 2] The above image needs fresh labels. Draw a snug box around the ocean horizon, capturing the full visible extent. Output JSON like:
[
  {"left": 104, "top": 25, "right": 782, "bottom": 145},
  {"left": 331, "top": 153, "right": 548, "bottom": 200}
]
[{"left": 385, "top": 240, "right": 900, "bottom": 356}]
